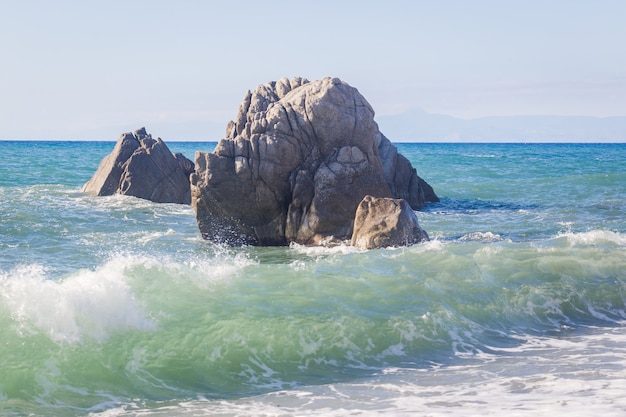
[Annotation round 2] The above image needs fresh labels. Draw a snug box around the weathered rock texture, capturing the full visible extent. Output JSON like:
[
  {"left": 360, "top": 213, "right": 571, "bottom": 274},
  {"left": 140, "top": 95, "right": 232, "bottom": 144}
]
[
  {"left": 351, "top": 195, "right": 429, "bottom": 249},
  {"left": 82, "top": 128, "right": 194, "bottom": 204},
  {"left": 191, "top": 77, "right": 438, "bottom": 245}
]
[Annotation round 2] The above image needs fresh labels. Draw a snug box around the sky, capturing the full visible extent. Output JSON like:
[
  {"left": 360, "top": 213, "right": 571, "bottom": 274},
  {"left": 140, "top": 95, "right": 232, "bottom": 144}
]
[{"left": 1, "top": 0, "right": 625, "bottom": 140}]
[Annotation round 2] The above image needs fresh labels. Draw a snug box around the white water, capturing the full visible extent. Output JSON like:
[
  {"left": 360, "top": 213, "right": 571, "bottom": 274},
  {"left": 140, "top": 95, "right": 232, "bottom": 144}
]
[{"left": 95, "top": 327, "right": 626, "bottom": 416}]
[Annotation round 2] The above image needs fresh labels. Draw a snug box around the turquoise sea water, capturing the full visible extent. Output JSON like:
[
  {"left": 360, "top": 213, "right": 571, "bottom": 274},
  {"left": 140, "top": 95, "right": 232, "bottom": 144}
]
[{"left": 1, "top": 141, "right": 625, "bottom": 416}]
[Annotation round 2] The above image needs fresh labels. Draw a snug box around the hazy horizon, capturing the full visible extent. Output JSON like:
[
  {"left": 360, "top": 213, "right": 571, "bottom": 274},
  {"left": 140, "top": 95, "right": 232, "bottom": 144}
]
[{"left": 2, "top": 111, "right": 626, "bottom": 143}]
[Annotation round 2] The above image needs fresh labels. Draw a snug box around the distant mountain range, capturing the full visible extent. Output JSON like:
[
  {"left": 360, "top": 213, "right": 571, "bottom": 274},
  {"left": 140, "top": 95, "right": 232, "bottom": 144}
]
[{"left": 375, "top": 109, "right": 626, "bottom": 142}]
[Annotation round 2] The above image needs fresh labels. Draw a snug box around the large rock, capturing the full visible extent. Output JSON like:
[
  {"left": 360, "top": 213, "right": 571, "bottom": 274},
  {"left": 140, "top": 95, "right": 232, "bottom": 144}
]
[
  {"left": 82, "top": 128, "right": 194, "bottom": 204},
  {"left": 191, "top": 77, "right": 438, "bottom": 245},
  {"left": 377, "top": 134, "right": 439, "bottom": 207},
  {"left": 351, "top": 195, "right": 429, "bottom": 249}
]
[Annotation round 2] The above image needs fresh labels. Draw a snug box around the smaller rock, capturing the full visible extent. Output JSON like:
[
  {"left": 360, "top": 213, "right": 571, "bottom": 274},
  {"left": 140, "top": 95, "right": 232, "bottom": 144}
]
[
  {"left": 82, "top": 128, "right": 193, "bottom": 204},
  {"left": 351, "top": 195, "right": 429, "bottom": 249}
]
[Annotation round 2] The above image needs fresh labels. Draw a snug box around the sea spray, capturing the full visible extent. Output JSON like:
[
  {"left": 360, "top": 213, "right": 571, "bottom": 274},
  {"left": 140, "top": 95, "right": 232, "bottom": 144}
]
[
  {"left": 1, "top": 260, "right": 156, "bottom": 344},
  {"left": 3, "top": 235, "right": 625, "bottom": 413}
]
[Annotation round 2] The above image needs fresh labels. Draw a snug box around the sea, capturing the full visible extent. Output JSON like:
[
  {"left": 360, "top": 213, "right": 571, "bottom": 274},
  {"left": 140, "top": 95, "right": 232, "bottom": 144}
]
[{"left": 1, "top": 140, "right": 625, "bottom": 416}]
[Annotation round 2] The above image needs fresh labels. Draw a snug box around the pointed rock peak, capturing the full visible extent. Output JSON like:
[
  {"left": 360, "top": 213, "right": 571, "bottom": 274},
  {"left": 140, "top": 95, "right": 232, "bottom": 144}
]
[
  {"left": 134, "top": 127, "right": 148, "bottom": 138},
  {"left": 82, "top": 128, "right": 193, "bottom": 204}
]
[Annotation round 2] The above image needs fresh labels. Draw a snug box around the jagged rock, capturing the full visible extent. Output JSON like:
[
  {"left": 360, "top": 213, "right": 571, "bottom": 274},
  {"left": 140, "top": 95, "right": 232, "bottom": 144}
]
[
  {"left": 351, "top": 195, "right": 429, "bottom": 249},
  {"left": 82, "top": 127, "right": 193, "bottom": 204},
  {"left": 377, "top": 135, "right": 439, "bottom": 207},
  {"left": 191, "top": 77, "right": 438, "bottom": 246}
]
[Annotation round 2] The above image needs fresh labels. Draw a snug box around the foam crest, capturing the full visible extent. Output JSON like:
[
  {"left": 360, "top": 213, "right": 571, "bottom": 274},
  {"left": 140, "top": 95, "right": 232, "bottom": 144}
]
[
  {"left": 0, "top": 260, "right": 156, "bottom": 344},
  {"left": 558, "top": 229, "right": 626, "bottom": 246},
  {"left": 167, "top": 250, "right": 255, "bottom": 288},
  {"left": 100, "top": 327, "right": 626, "bottom": 417},
  {"left": 458, "top": 231, "right": 503, "bottom": 242},
  {"left": 289, "top": 241, "right": 362, "bottom": 257}
]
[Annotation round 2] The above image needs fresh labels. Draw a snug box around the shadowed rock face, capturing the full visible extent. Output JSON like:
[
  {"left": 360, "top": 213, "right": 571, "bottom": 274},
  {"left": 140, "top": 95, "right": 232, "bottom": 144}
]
[
  {"left": 191, "top": 77, "right": 438, "bottom": 246},
  {"left": 351, "top": 195, "right": 429, "bottom": 249},
  {"left": 82, "top": 128, "right": 194, "bottom": 204}
]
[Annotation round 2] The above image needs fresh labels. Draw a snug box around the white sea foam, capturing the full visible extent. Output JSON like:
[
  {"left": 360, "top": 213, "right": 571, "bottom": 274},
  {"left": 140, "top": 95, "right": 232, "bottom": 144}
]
[
  {"left": 0, "top": 259, "right": 156, "bottom": 344},
  {"left": 558, "top": 229, "right": 626, "bottom": 246},
  {"left": 179, "top": 251, "right": 255, "bottom": 288},
  {"left": 379, "top": 238, "right": 447, "bottom": 259},
  {"left": 379, "top": 343, "right": 406, "bottom": 357},
  {"left": 133, "top": 228, "right": 177, "bottom": 244},
  {"left": 289, "top": 241, "right": 362, "bottom": 257},
  {"left": 93, "top": 327, "right": 626, "bottom": 417},
  {"left": 458, "top": 231, "right": 503, "bottom": 242}
]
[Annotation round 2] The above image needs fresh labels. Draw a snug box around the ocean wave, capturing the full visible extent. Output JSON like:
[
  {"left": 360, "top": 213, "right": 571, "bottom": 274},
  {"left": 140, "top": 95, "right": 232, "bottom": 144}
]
[
  {"left": 557, "top": 229, "right": 626, "bottom": 246},
  {"left": 92, "top": 327, "right": 626, "bottom": 416},
  {"left": 1, "top": 241, "right": 624, "bottom": 415},
  {"left": 0, "top": 249, "right": 258, "bottom": 343},
  {"left": 0, "top": 259, "right": 156, "bottom": 344},
  {"left": 458, "top": 231, "right": 504, "bottom": 242},
  {"left": 289, "top": 241, "right": 362, "bottom": 257}
]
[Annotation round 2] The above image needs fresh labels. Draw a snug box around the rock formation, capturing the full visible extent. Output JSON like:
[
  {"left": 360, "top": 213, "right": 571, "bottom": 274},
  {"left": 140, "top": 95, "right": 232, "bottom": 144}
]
[
  {"left": 351, "top": 195, "right": 429, "bottom": 249},
  {"left": 191, "top": 77, "right": 439, "bottom": 246},
  {"left": 82, "top": 128, "right": 194, "bottom": 204}
]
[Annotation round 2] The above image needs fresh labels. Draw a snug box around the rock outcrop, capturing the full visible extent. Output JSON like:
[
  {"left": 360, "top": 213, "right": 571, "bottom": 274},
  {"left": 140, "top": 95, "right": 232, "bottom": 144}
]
[
  {"left": 82, "top": 128, "right": 194, "bottom": 204},
  {"left": 351, "top": 195, "right": 429, "bottom": 249},
  {"left": 191, "top": 77, "right": 438, "bottom": 246}
]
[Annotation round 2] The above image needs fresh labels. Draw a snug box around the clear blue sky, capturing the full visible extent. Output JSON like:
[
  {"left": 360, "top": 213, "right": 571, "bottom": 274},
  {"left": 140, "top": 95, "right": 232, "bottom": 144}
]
[{"left": 1, "top": 0, "right": 625, "bottom": 140}]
